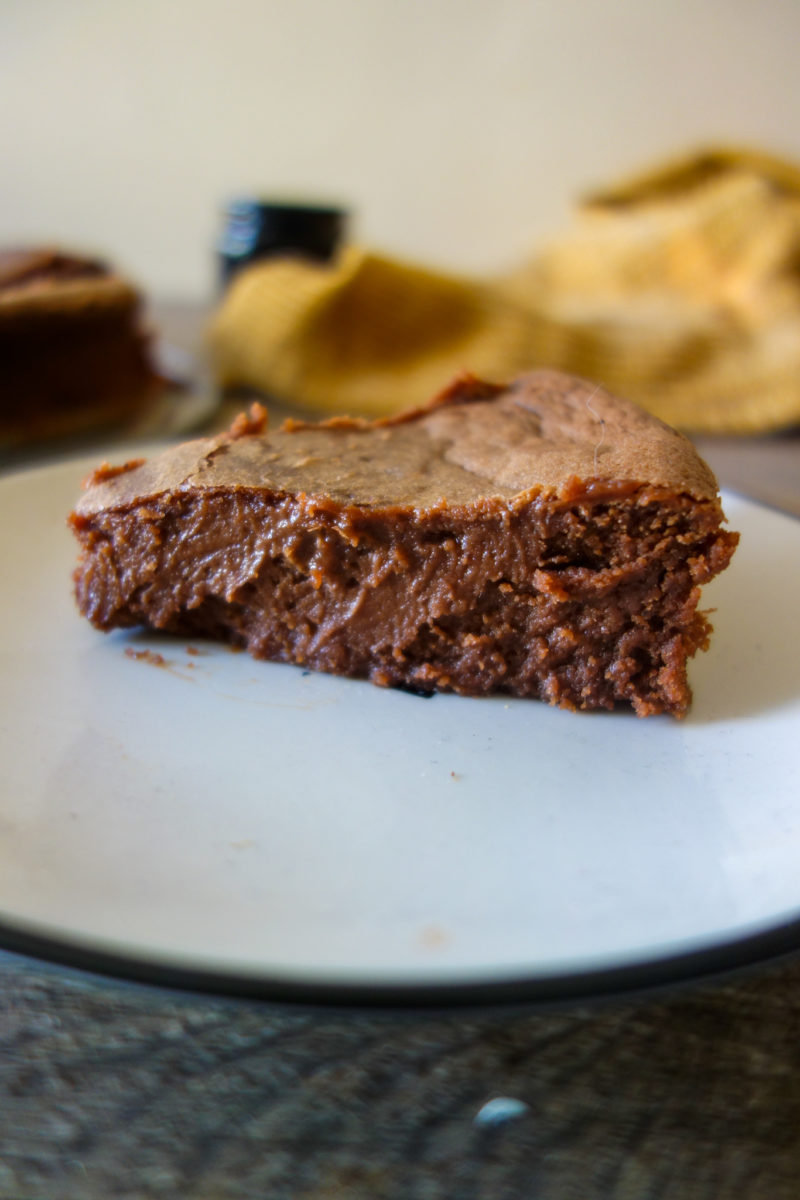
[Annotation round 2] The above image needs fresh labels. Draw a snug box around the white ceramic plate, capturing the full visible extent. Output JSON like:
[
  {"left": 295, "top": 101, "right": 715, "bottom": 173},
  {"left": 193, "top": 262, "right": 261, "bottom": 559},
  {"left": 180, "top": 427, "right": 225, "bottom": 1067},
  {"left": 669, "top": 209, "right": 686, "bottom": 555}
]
[{"left": 1, "top": 457, "right": 799, "bottom": 1006}]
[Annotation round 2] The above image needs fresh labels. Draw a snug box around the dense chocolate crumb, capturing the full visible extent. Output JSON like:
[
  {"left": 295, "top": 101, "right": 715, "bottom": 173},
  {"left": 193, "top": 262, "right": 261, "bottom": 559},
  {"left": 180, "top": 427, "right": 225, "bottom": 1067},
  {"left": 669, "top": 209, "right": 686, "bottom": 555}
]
[{"left": 69, "top": 371, "right": 738, "bottom": 716}]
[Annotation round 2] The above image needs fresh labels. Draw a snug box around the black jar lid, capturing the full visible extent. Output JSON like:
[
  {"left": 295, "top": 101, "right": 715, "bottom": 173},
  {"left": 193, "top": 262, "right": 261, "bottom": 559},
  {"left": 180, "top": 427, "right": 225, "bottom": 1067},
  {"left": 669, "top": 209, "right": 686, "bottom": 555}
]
[{"left": 218, "top": 199, "right": 348, "bottom": 286}]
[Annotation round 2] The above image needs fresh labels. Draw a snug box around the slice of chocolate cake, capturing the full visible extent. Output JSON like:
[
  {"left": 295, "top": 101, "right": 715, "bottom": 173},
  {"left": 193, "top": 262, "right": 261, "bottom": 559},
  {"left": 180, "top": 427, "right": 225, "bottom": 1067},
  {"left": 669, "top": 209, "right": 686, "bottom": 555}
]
[
  {"left": 0, "top": 247, "right": 162, "bottom": 444},
  {"left": 69, "top": 371, "right": 738, "bottom": 716}
]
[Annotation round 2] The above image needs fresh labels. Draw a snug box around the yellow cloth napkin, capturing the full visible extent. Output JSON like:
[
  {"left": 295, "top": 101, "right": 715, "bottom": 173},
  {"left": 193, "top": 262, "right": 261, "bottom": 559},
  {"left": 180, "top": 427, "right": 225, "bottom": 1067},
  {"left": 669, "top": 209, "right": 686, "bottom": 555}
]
[
  {"left": 209, "top": 147, "right": 800, "bottom": 432},
  {"left": 209, "top": 245, "right": 536, "bottom": 419},
  {"left": 503, "top": 146, "right": 800, "bottom": 433}
]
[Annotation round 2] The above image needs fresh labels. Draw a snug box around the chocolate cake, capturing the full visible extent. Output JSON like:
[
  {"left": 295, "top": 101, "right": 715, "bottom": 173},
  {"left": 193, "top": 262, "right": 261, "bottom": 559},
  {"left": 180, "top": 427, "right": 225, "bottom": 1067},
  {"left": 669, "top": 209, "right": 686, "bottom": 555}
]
[
  {"left": 69, "top": 371, "right": 738, "bottom": 716},
  {"left": 0, "top": 247, "right": 162, "bottom": 444}
]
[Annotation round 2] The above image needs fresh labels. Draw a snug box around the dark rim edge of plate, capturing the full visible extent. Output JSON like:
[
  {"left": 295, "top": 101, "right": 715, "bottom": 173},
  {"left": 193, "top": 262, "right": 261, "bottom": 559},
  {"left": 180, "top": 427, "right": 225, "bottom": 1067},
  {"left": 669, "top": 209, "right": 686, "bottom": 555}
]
[{"left": 1, "top": 911, "right": 799, "bottom": 1011}]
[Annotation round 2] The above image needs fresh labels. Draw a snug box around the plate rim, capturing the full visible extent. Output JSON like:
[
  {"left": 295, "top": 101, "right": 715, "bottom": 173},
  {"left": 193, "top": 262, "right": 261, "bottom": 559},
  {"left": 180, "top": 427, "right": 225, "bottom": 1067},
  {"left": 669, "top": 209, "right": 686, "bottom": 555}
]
[{"left": 2, "top": 910, "right": 800, "bottom": 1008}]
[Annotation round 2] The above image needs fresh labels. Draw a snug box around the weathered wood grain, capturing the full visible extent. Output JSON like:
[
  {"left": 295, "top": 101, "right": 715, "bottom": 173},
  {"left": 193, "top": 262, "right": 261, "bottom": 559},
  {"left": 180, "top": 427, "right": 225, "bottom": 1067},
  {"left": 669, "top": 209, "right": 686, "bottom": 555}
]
[{"left": 1, "top": 954, "right": 799, "bottom": 1199}]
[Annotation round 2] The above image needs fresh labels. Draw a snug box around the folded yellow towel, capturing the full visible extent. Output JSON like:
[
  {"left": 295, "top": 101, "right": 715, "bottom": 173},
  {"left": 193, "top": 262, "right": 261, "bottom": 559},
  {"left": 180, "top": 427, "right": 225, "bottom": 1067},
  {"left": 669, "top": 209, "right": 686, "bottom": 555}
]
[
  {"left": 502, "top": 146, "right": 800, "bottom": 433},
  {"left": 209, "top": 147, "right": 800, "bottom": 433},
  {"left": 209, "top": 245, "right": 536, "bottom": 419}
]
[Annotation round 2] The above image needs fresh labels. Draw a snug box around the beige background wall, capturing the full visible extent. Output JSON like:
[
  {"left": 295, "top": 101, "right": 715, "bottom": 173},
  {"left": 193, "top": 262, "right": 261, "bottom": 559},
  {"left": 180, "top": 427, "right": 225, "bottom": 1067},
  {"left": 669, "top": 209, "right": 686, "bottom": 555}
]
[{"left": 2, "top": 0, "right": 799, "bottom": 300}]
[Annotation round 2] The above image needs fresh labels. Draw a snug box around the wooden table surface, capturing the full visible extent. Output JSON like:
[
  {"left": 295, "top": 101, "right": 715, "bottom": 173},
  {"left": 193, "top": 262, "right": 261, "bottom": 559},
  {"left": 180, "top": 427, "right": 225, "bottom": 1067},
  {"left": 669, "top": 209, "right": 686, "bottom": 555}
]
[{"left": 2, "top": 304, "right": 800, "bottom": 1199}]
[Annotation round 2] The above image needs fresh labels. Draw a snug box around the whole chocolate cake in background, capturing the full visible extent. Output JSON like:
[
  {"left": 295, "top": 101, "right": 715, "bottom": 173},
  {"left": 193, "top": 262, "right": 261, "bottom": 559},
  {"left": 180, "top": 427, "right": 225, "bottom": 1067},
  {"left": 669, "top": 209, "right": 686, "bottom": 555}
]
[{"left": 0, "top": 247, "right": 163, "bottom": 446}]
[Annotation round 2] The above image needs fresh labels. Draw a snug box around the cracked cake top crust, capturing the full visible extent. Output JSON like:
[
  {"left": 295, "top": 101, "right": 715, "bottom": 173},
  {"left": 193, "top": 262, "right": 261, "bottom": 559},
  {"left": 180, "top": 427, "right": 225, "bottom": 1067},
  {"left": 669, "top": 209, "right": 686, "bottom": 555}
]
[{"left": 75, "top": 370, "right": 721, "bottom": 518}]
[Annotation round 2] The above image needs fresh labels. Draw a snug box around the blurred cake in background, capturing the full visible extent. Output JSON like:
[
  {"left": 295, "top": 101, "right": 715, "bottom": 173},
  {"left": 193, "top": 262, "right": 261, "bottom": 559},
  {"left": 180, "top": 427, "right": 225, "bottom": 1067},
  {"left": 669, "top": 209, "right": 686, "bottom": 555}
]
[{"left": 0, "top": 247, "right": 163, "bottom": 446}]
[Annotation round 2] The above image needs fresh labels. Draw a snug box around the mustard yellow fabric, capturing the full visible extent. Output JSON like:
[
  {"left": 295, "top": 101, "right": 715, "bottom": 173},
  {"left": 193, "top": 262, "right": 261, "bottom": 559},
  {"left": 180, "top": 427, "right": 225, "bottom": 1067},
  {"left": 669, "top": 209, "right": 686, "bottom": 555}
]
[
  {"left": 209, "top": 246, "right": 536, "bottom": 419},
  {"left": 209, "top": 147, "right": 800, "bottom": 432}
]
